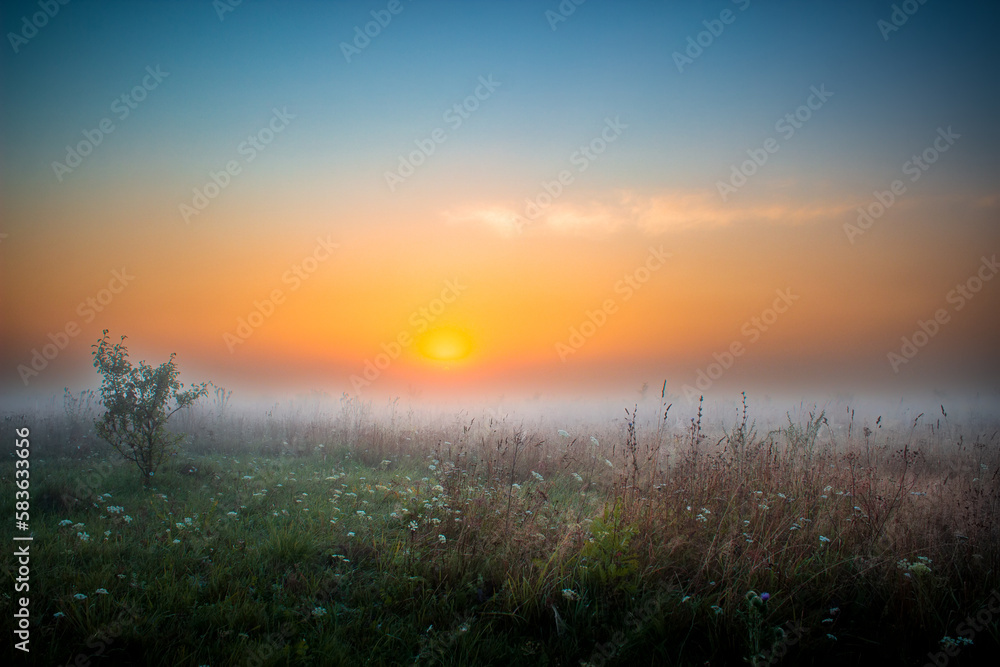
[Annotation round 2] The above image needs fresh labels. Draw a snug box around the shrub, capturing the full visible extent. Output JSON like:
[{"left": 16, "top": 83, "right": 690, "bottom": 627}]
[{"left": 91, "top": 330, "right": 208, "bottom": 486}]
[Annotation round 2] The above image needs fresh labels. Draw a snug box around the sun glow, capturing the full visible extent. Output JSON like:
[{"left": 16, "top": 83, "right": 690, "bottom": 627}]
[{"left": 416, "top": 327, "right": 474, "bottom": 362}]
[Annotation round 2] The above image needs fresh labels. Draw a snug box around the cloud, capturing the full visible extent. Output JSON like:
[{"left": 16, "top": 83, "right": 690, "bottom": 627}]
[{"left": 446, "top": 188, "right": 857, "bottom": 236}]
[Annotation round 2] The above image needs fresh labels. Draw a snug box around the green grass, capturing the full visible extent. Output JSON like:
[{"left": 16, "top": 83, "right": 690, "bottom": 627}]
[{"left": 4, "top": 401, "right": 1000, "bottom": 665}]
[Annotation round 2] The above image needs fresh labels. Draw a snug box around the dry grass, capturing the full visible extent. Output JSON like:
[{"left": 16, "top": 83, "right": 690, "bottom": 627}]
[{"left": 6, "top": 391, "right": 999, "bottom": 665}]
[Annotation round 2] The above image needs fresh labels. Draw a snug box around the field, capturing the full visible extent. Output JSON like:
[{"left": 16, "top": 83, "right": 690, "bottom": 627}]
[{"left": 5, "top": 392, "right": 1000, "bottom": 666}]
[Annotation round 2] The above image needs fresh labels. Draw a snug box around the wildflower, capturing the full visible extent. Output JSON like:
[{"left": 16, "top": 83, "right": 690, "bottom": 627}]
[
  {"left": 124, "top": 515, "right": 133, "bottom": 524},
  {"left": 571, "top": 473, "right": 583, "bottom": 483},
  {"left": 95, "top": 588, "right": 109, "bottom": 595},
  {"left": 173, "top": 539, "right": 181, "bottom": 544},
  {"left": 760, "top": 592, "right": 770, "bottom": 601},
  {"left": 438, "top": 534, "right": 447, "bottom": 544},
  {"left": 78, "top": 532, "right": 90, "bottom": 542},
  {"left": 312, "top": 607, "right": 328, "bottom": 617},
  {"left": 826, "top": 634, "right": 837, "bottom": 641},
  {"left": 104, "top": 530, "right": 112, "bottom": 537},
  {"left": 409, "top": 521, "right": 419, "bottom": 531},
  {"left": 74, "top": 594, "right": 88, "bottom": 600},
  {"left": 107, "top": 505, "right": 124, "bottom": 514},
  {"left": 819, "top": 535, "right": 831, "bottom": 543},
  {"left": 940, "top": 636, "right": 974, "bottom": 647},
  {"left": 356, "top": 510, "right": 366, "bottom": 517},
  {"left": 184, "top": 517, "right": 193, "bottom": 525},
  {"left": 54, "top": 611, "right": 66, "bottom": 618},
  {"left": 710, "top": 605, "right": 723, "bottom": 615},
  {"left": 562, "top": 589, "right": 580, "bottom": 601},
  {"left": 227, "top": 511, "right": 238, "bottom": 517},
  {"left": 59, "top": 519, "right": 74, "bottom": 526},
  {"left": 346, "top": 532, "right": 355, "bottom": 537},
  {"left": 531, "top": 471, "right": 544, "bottom": 482}
]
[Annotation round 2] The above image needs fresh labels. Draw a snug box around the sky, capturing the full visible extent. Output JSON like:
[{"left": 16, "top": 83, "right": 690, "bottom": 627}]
[{"left": 2, "top": 0, "right": 999, "bottom": 409}]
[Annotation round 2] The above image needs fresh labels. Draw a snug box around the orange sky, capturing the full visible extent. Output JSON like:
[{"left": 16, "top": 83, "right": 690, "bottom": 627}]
[{"left": 4, "top": 182, "right": 998, "bottom": 404}]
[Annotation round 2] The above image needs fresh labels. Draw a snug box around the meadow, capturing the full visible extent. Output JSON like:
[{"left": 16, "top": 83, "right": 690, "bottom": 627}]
[{"left": 4, "top": 390, "right": 999, "bottom": 666}]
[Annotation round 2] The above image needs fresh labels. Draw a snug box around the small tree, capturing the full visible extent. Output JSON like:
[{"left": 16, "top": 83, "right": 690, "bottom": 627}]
[{"left": 92, "top": 330, "right": 208, "bottom": 486}]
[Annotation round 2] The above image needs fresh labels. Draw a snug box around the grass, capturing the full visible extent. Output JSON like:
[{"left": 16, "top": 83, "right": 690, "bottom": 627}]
[{"left": 4, "top": 393, "right": 1000, "bottom": 665}]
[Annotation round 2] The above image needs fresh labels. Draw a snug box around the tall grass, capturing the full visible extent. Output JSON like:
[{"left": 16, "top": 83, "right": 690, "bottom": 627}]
[{"left": 4, "top": 393, "right": 999, "bottom": 665}]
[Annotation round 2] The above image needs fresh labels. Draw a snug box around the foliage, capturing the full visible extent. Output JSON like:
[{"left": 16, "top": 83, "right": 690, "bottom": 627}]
[{"left": 91, "top": 330, "right": 208, "bottom": 485}]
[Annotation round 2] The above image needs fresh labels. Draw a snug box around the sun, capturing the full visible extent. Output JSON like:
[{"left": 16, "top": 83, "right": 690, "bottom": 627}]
[{"left": 416, "top": 327, "right": 474, "bottom": 362}]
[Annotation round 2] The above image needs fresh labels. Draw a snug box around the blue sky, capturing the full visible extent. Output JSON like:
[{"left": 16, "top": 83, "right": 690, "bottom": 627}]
[{"left": 5, "top": 0, "right": 998, "bottom": 194}]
